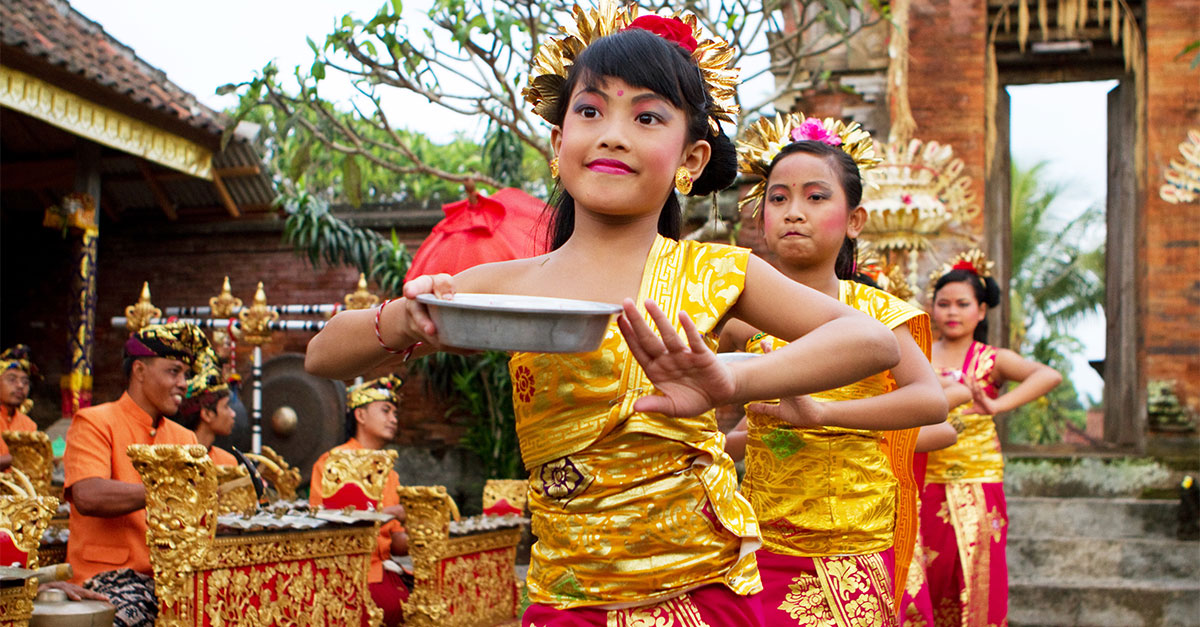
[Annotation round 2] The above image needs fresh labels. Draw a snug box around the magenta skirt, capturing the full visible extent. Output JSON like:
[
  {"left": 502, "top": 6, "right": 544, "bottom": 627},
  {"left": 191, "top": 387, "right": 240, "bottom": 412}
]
[{"left": 522, "top": 584, "right": 762, "bottom": 627}]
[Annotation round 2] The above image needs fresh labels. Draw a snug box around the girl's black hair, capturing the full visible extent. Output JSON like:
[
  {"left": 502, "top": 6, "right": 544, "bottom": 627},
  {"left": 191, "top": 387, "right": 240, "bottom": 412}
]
[
  {"left": 343, "top": 409, "right": 358, "bottom": 443},
  {"left": 762, "top": 140, "right": 863, "bottom": 280},
  {"left": 933, "top": 269, "right": 1002, "bottom": 342},
  {"left": 544, "top": 29, "right": 738, "bottom": 250}
]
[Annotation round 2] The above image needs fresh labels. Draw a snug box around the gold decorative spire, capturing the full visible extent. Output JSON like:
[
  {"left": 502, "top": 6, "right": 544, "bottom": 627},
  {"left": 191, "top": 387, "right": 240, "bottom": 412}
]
[
  {"left": 343, "top": 274, "right": 380, "bottom": 311},
  {"left": 125, "top": 282, "right": 162, "bottom": 334},
  {"left": 238, "top": 282, "right": 279, "bottom": 346},
  {"left": 209, "top": 276, "right": 243, "bottom": 318}
]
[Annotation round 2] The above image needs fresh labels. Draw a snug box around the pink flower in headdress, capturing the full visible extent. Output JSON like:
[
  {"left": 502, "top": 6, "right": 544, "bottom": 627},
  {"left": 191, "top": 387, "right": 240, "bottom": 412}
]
[
  {"left": 902, "top": 193, "right": 913, "bottom": 206},
  {"left": 790, "top": 118, "right": 841, "bottom": 146},
  {"left": 625, "top": 16, "right": 698, "bottom": 53}
]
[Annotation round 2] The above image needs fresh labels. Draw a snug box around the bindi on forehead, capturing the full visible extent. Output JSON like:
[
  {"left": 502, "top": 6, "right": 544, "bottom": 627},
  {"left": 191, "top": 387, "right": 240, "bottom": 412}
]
[{"left": 617, "top": 89, "right": 624, "bottom": 96}]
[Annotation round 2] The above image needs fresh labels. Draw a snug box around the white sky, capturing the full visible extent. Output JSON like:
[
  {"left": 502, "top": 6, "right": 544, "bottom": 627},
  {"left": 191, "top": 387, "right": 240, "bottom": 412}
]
[{"left": 70, "top": 0, "right": 1107, "bottom": 401}]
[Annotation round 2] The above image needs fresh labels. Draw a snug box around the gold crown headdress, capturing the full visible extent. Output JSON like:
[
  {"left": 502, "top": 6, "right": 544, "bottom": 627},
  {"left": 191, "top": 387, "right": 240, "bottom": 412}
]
[
  {"left": 737, "top": 112, "right": 882, "bottom": 213},
  {"left": 522, "top": 0, "right": 739, "bottom": 131},
  {"left": 347, "top": 375, "right": 402, "bottom": 411}
]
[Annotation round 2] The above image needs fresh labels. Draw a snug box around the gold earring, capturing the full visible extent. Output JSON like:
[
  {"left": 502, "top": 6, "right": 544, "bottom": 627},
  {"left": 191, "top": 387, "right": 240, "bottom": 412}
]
[
  {"left": 675, "top": 166, "right": 693, "bottom": 195},
  {"left": 550, "top": 157, "right": 559, "bottom": 178}
]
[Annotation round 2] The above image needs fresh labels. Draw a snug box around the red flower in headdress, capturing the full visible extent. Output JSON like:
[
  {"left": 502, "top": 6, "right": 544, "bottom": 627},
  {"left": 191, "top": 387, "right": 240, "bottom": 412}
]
[
  {"left": 625, "top": 15, "right": 697, "bottom": 53},
  {"left": 952, "top": 260, "right": 978, "bottom": 275}
]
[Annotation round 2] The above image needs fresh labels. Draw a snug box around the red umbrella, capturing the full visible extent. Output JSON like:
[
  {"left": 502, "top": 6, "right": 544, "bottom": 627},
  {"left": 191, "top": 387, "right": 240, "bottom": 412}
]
[{"left": 405, "top": 187, "right": 549, "bottom": 281}]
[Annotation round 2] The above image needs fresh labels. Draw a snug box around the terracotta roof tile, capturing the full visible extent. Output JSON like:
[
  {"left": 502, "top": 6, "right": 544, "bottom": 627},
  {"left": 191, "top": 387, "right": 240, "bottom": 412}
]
[{"left": 0, "top": 0, "right": 226, "bottom": 136}]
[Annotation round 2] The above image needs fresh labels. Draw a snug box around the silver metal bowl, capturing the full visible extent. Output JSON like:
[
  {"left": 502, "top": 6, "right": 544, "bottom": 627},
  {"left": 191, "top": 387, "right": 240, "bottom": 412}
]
[{"left": 416, "top": 293, "right": 622, "bottom": 353}]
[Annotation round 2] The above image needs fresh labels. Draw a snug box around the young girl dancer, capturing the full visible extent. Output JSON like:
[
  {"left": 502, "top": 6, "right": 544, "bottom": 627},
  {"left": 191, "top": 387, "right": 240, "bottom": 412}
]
[
  {"left": 305, "top": 3, "right": 902, "bottom": 624},
  {"left": 919, "top": 251, "right": 1061, "bottom": 626},
  {"left": 721, "top": 113, "right": 948, "bottom": 626}
]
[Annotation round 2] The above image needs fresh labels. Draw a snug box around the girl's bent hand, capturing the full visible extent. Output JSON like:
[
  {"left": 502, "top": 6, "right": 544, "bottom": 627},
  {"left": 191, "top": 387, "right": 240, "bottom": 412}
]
[
  {"left": 619, "top": 298, "right": 735, "bottom": 417},
  {"left": 747, "top": 395, "right": 826, "bottom": 428},
  {"left": 398, "top": 273, "right": 456, "bottom": 350}
]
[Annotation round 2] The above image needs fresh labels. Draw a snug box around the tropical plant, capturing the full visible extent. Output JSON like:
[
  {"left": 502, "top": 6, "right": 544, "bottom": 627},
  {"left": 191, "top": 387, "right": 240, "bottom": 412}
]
[
  {"left": 411, "top": 351, "right": 523, "bottom": 479},
  {"left": 1004, "top": 160, "right": 1105, "bottom": 444},
  {"left": 278, "top": 191, "right": 412, "bottom": 295}
]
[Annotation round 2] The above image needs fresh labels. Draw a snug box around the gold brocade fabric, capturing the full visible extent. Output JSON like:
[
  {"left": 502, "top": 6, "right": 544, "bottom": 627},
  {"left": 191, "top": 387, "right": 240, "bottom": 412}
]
[
  {"left": 512, "top": 236, "right": 760, "bottom": 610},
  {"left": 925, "top": 343, "right": 1004, "bottom": 483},
  {"left": 742, "top": 281, "right": 930, "bottom": 558}
]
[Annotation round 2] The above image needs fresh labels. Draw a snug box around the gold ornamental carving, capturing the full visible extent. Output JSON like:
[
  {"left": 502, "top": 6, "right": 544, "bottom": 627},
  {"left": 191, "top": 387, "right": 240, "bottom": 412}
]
[
  {"left": 238, "top": 282, "right": 278, "bottom": 346},
  {"left": 0, "top": 488, "right": 58, "bottom": 625},
  {"left": 344, "top": 273, "right": 381, "bottom": 311},
  {"left": 127, "top": 443, "right": 381, "bottom": 627},
  {"left": 482, "top": 479, "right": 529, "bottom": 512},
  {"left": 320, "top": 448, "right": 398, "bottom": 503},
  {"left": 243, "top": 446, "right": 302, "bottom": 501},
  {"left": 209, "top": 276, "right": 243, "bottom": 318},
  {"left": 0, "top": 66, "right": 214, "bottom": 180},
  {"left": 1, "top": 431, "right": 54, "bottom": 496},
  {"left": 215, "top": 464, "right": 258, "bottom": 516},
  {"left": 1161, "top": 129, "right": 1200, "bottom": 204},
  {"left": 125, "top": 282, "right": 162, "bottom": 335},
  {"left": 396, "top": 485, "right": 521, "bottom": 627}
]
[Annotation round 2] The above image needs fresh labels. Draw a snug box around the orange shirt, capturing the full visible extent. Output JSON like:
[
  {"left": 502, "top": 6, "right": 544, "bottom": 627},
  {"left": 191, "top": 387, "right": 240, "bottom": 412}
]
[
  {"left": 63, "top": 393, "right": 198, "bottom": 583},
  {"left": 208, "top": 446, "right": 238, "bottom": 467},
  {"left": 309, "top": 437, "right": 402, "bottom": 583},
  {"left": 0, "top": 407, "right": 37, "bottom": 458}
]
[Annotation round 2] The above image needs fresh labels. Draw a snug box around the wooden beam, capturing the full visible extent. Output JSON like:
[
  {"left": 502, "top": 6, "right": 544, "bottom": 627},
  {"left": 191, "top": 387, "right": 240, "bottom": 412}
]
[
  {"left": 0, "top": 158, "right": 76, "bottom": 190},
  {"left": 136, "top": 159, "right": 177, "bottom": 221},
  {"left": 210, "top": 170, "right": 241, "bottom": 218},
  {"left": 214, "top": 165, "right": 261, "bottom": 178}
]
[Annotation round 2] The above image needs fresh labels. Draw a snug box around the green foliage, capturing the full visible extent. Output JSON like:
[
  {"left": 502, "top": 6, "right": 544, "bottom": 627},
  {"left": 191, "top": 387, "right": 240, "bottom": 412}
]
[
  {"left": 1004, "top": 457, "right": 1169, "bottom": 497},
  {"left": 411, "top": 351, "right": 523, "bottom": 479},
  {"left": 234, "top": 91, "right": 494, "bottom": 207},
  {"left": 279, "top": 191, "right": 412, "bottom": 296},
  {"left": 1005, "top": 160, "right": 1105, "bottom": 444}
]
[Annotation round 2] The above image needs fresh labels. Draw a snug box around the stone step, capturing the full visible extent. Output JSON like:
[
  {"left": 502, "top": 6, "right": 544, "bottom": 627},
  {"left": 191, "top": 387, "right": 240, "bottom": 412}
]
[
  {"left": 1009, "top": 577, "right": 1200, "bottom": 627},
  {"left": 1009, "top": 535, "right": 1200, "bottom": 581},
  {"left": 1008, "top": 496, "right": 1179, "bottom": 540}
]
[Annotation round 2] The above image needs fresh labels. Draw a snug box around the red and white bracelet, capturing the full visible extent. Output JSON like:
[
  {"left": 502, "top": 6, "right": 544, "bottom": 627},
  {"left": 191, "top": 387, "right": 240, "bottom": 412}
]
[{"left": 374, "top": 298, "right": 420, "bottom": 360}]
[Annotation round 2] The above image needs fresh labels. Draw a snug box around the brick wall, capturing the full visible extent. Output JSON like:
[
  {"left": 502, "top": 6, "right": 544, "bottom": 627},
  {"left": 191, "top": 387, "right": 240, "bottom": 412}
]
[
  {"left": 907, "top": 0, "right": 988, "bottom": 221},
  {"left": 1143, "top": 0, "right": 1200, "bottom": 414}
]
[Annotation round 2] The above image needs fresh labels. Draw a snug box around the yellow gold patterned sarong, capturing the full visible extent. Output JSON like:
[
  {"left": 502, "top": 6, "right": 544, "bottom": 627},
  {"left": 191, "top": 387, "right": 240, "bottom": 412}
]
[
  {"left": 512, "top": 235, "right": 761, "bottom": 610},
  {"left": 742, "top": 280, "right": 929, "bottom": 614}
]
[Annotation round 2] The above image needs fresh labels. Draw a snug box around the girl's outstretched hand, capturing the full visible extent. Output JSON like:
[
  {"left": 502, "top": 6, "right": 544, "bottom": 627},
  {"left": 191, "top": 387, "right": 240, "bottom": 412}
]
[{"left": 618, "top": 298, "right": 735, "bottom": 417}]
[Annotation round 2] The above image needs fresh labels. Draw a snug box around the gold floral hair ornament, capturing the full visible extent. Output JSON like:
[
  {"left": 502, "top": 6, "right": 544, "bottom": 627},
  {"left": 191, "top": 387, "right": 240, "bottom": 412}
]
[
  {"left": 347, "top": 375, "right": 402, "bottom": 411},
  {"left": 522, "top": 0, "right": 739, "bottom": 131},
  {"left": 927, "top": 248, "right": 994, "bottom": 300},
  {"left": 737, "top": 112, "right": 882, "bottom": 213}
]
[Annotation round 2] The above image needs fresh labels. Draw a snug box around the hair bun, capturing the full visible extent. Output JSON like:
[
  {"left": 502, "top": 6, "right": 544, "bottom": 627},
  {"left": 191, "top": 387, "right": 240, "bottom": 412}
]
[
  {"left": 689, "top": 128, "right": 736, "bottom": 196},
  {"left": 981, "top": 276, "right": 1001, "bottom": 308}
]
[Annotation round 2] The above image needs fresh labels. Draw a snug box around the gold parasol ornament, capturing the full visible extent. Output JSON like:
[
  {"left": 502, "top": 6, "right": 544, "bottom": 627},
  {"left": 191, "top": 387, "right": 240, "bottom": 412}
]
[
  {"left": 859, "top": 137, "right": 979, "bottom": 252},
  {"left": 1160, "top": 129, "right": 1200, "bottom": 205},
  {"left": 238, "top": 282, "right": 279, "bottom": 347},
  {"left": 522, "top": 0, "right": 739, "bottom": 132},
  {"left": 125, "top": 282, "right": 162, "bottom": 335},
  {"left": 343, "top": 274, "right": 380, "bottom": 311}
]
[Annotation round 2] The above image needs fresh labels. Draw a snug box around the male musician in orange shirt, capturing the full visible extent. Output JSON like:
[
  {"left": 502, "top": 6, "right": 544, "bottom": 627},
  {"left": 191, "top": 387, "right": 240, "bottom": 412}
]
[
  {"left": 311, "top": 375, "right": 409, "bottom": 626},
  {"left": 63, "top": 322, "right": 210, "bottom": 627},
  {"left": 0, "top": 344, "right": 39, "bottom": 471}
]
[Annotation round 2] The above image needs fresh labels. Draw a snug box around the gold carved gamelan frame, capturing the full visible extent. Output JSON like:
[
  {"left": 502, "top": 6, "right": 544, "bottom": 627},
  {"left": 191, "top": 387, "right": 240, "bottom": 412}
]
[
  {"left": 128, "top": 444, "right": 383, "bottom": 627},
  {"left": 1, "top": 432, "right": 55, "bottom": 498},
  {"left": 0, "top": 471, "right": 58, "bottom": 625},
  {"left": 397, "top": 484, "right": 523, "bottom": 627}
]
